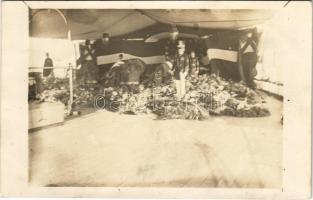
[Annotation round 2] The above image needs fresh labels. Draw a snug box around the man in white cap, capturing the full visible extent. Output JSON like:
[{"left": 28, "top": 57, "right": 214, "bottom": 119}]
[{"left": 173, "top": 40, "right": 189, "bottom": 98}]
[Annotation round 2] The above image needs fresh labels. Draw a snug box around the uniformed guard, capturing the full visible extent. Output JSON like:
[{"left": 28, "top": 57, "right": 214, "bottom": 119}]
[
  {"left": 173, "top": 40, "right": 189, "bottom": 98},
  {"left": 43, "top": 53, "right": 54, "bottom": 77},
  {"left": 188, "top": 50, "right": 200, "bottom": 77}
]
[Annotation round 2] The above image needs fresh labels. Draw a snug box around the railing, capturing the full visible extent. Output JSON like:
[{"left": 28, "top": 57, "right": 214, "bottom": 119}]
[{"left": 29, "top": 64, "right": 74, "bottom": 114}]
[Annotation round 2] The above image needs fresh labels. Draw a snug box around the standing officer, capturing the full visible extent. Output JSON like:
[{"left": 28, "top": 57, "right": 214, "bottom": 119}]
[{"left": 173, "top": 40, "right": 189, "bottom": 98}]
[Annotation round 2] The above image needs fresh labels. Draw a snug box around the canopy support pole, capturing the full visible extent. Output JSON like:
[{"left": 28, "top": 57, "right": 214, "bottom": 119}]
[
  {"left": 68, "top": 63, "right": 74, "bottom": 115},
  {"left": 67, "top": 29, "right": 74, "bottom": 115},
  {"left": 53, "top": 9, "right": 74, "bottom": 114}
]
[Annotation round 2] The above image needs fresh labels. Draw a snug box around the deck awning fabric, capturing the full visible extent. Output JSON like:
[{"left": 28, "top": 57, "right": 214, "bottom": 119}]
[{"left": 30, "top": 9, "right": 274, "bottom": 40}]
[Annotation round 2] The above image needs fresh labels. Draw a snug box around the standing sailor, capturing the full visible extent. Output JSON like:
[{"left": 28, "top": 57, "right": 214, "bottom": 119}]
[
  {"left": 95, "top": 33, "right": 110, "bottom": 81},
  {"left": 95, "top": 32, "right": 110, "bottom": 54},
  {"left": 173, "top": 40, "right": 189, "bottom": 98},
  {"left": 43, "top": 52, "right": 54, "bottom": 77}
]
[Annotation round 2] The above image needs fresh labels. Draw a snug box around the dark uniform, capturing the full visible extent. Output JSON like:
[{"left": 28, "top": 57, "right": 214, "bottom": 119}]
[
  {"left": 43, "top": 57, "right": 53, "bottom": 77},
  {"left": 95, "top": 33, "right": 110, "bottom": 56},
  {"left": 95, "top": 39, "right": 110, "bottom": 56},
  {"left": 94, "top": 36, "right": 110, "bottom": 80},
  {"left": 164, "top": 38, "right": 178, "bottom": 67},
  {"left": 163, "top": 38, "right": 178, "bottom": 79},
  {"left": 173, "top": 53, "right": 189, "bottom": 80},
  {"left": 188, "top": 57, "right": 200, "bottom": 76}
]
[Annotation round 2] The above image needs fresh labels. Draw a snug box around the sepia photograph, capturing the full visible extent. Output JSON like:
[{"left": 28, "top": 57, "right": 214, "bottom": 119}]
[
  {"left": 28, "top": 7, "right": 283, "bottom": 188},
  {"left": 0, "top": 1, "right": 311, "bottom": 198}
]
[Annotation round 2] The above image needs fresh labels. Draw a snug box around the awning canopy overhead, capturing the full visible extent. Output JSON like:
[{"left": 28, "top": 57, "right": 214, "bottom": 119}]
[{"left": 30, "top": 9, "right": 274, "bottom": 40}]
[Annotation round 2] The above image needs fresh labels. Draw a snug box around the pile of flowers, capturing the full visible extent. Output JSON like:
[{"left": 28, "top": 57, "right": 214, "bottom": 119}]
[
  {"left": 101, "top": 74, "right": 270, "bottom": 120},
  {"left": 37, "top": 73, "right": 270, "bottom": 120},
  {"left": 39, "top": 76, "right": 101, "bottom": 107}
]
